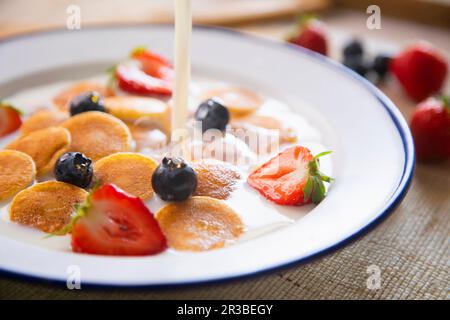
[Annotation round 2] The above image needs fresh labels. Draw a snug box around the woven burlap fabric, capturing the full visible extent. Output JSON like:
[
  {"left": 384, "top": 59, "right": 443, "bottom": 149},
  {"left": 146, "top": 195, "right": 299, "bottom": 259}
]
[{"left": 1, "top": 160, "right": 448, "bottom": 299}]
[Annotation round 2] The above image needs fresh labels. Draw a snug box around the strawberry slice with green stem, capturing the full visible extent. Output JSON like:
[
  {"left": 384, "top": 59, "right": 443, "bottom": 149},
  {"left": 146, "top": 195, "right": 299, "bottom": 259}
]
[
  {"left": 54, "top": 184, "right": 167, "bottom": 256},
  {"left": 115, "top": 64, "right": 172, "bottom": 97},
  {"left": 248, "top": 146, "right": 333, "bottom": 206},
  {"left": 110, "top": 46, "right": 173, "bottom": 97},
  {"left": 131, "top": 46, "right": 174, "bottom": 81},
  {"left": 0, "top": 102, "right": 22, "bottom": 137}
]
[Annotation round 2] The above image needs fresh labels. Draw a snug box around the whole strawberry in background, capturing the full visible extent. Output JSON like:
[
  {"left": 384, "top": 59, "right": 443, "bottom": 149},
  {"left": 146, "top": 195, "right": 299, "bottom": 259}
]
[
  {"left": 287, "top": 16, "right": 328, "bottom": 56},
  {"left": 0, "top": 103, "right": 22, "bottom": 137},
  {"left": 391, "top": 42, "right": 448, "bottom": 102},
  {"left": 410, "top": 96, "right": 450, "bottom": 162}
]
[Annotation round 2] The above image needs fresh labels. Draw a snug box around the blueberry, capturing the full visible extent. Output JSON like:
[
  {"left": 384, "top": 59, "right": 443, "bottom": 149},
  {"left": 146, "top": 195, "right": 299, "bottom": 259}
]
[
  {"left": 54, "top": 152, "right": 93, "bottom": 188},
  {"left": 343, "top": 39, "right": 364, "bottom": 59},
  {"left": 195, "top": 99, "right": 230, "bottom": 133},
  {"left": 371, "top": 54, "right": 392, "bottom": 80},
  {"left": 69, "top": 91, "right": 105, "bottom": 116},
  {"left": 343, "top": 56, "right": 369, "bottom": 77},
  {"left": 152, "top": 157, "right": 197, "bottom": 201}
]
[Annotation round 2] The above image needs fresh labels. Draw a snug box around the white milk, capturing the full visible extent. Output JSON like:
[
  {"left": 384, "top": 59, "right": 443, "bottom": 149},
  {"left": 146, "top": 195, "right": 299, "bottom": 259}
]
[{"left": 172, "top": 0, "right": 192, "bottom": 137}]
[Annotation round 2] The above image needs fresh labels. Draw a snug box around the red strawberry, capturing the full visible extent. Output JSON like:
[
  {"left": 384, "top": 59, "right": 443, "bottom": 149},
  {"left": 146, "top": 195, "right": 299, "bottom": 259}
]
[
  {"left": 131, "top": 46, "right": 174, "bottom": 81},
  {"left": 57, "top": 184, "right": 167, "bottom": 256},
  {"left": 0, "top": 103, "right": 22, "bottom": 137},
  {"left": 248, "top": 146, "right": 332, "bottom": 206},
  {"left": 391, "top": 43, "right": 448, "bottom": 101},
  {"left": 115, "top": 64, "right": 172, "bottom": 97},
  {"left": 111, "top": 47, "right": 173, "bottom": 96},
  {"left": 410, "top": 96, "right": 450, "bottom": 162},
  {"left": 288, "top": 17, "right": 328, "bottom": 56}
]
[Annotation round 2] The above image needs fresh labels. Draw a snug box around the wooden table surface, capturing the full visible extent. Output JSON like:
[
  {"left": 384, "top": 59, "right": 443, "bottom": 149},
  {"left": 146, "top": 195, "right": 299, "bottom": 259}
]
[{"left": 0, "top": 7, "right": 449, "bottom": 299}]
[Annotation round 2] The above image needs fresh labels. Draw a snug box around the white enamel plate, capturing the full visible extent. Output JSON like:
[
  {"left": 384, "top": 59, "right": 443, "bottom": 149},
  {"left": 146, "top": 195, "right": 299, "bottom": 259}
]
[{"left": 0, "top": 26, "right": 414, "bottom": 287}]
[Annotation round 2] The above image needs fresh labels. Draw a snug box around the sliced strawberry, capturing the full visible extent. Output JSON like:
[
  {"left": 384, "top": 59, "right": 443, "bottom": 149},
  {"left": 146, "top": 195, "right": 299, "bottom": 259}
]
[
  {"left": 0, "top": 103, "right": 22, "bottom": 137},
  {"left": 391, "top": 43, "right": 448, "bottom": 101},
  {"left": 111, "top": 47, "right": 174, "bottom": 96},
  {"left": 57, "top": 184, "right": 167, "bottom": 256},
  {"left": 131, "top": 46, "right": 174, "bottom": 81},
  {"left": 115, "top": 64, "right": 172, "bottom": 97},
  {"left": 248, "top": 146, "right": 332, "bottom": 206}
]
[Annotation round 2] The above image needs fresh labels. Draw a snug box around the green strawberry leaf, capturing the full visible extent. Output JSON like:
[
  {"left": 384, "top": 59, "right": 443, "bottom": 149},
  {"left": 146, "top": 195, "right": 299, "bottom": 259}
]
[
  {"left": 45, "top": 189, "right": 94, "bottom": 238},
  {"left": 440, "top": 95, "right": 449, "bottom": 110},
  {"left": 307, "top": 151, "right": 333, "bottom": 204},
  {"left": 106, "top": 64, "right": 117, "bottom": 89},
  {"left": 303, "top": 176, "right": 314, "bottom": 202},
  {"left": 0, "top": 101, "right": 24, "bottom": 116},
  {"left": 130, "top": 45, "right": 147, "bottom": 57},
  {"left": 311, "top": 177, "right": 325, "bottom": 204}
]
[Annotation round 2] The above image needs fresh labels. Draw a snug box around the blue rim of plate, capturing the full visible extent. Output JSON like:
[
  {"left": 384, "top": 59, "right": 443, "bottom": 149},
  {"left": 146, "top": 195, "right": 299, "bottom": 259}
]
[{"left": 0, "top": 24, "right": 415, "bottom": 289}]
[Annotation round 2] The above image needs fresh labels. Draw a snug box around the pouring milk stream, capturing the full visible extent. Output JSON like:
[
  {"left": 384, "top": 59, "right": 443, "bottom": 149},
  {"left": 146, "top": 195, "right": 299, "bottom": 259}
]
[{"left": 172, "top": 0, "right": 192, "bottom": 143}]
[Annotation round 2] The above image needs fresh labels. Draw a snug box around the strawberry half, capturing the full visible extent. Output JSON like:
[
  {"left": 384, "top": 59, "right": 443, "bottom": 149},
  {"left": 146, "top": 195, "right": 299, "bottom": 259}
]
[
  {"left": 0, "top": 103, "right": 22, "bottom": 137},
  {"left": 248, "top": 146, "right": 332, "bottom": 206},
  {"left": 56, "top": 184, "right": 167, "bottom": 256},
  {"left": 391, "top": 43, "right": 448, "bottom": 102}
]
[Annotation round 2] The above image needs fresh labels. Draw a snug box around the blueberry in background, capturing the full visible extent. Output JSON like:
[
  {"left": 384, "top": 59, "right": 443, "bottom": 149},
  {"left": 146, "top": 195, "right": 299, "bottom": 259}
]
[
  {"left": 343, "top": 56, "right": 370, "bottom": 77},
  {"left": 371, "top": 54, "right": 392, "bottom": 81},
  {"left": 70, "top": 91, "right": 106, "bottom": 116},
  {"left": 343, "top": 39, "right": 364, "bottom": 60},
  {"left": 195, "top": 99, "right": 230, "bottom": 133}
]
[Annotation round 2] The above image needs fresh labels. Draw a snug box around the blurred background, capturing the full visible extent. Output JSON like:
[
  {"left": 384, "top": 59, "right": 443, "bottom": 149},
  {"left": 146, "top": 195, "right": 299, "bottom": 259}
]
[{"left": 1, "top": 0, "right": 448, "bottom": 117}]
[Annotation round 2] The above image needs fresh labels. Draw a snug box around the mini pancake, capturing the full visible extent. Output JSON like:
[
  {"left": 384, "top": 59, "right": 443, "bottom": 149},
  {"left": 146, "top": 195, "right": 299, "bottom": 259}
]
[
  {"left": 104, "top": 96, "right": 171, "bottom": 134},
  {"left": 202, "top": 87, "right": 262, "bottom": 118},
  {"left": 192, "top": 159, "right": 241, "bottom": 200},
  {"left": 6, "top": 127, "right": 71, "bottom": 175},
  {"left": 20, "top": 110, "right": 68, "bottom": 136},
  {"left": 0, "top": 150, "right": 36, "bottom": 201},
  {"left": 232, "top": 115, "right": 297, "bottom": 145},
  {"left": 53, "top": 81, "right": 114, "bottom": 112},
  {"left": 156, "top": 196, "right": 244, "bottom": 251},
  {"left": 61, "top": 111, "right": 133, "bottom": 161},
  {"left": 10, "top": 181, "right": 88, "bottom": 233},
  {"left": 94, "top": 153, "right": 157, "bottom": 200}
]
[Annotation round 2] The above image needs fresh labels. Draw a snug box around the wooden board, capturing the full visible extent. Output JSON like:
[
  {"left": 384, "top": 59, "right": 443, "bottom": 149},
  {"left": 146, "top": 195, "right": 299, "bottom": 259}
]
[{"left": 0, "top": 0, "right": 330, "bottom": 38}]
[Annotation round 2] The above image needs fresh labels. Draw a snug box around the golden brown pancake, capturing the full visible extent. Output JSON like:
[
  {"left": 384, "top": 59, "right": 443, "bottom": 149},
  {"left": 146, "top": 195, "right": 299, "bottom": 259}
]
[
  {"left": 232, "top": 115, "right": 297, "bottom": 145},
  {"left": 94, "top": 153, "right": 157, "bottom": 200},
  {"left": 6, "top": 127, "right": 71, "bottom": 175},
  {"left": 10, "top": 181, "right": 88, "bottom": 233},
  {"left": 202, "top": 87, "right": 262, "bottom": 118},
  {"left": 104, "top": 96, "right": 171, "bottom": 134},
  {"left": 192, "top": 159, "right": 241, "bottom": 200},
  {"left": 156, "top": 197, "right": 244, "bottom": 251},
  {"left": 0, "top": 150, "right": 36, "bottom": 201},
  {"left": 20, "top": 110, "right": 68, "bottom": 136},
  {"left": 53, "top": 81, "right": 114, "bottom": 112},
  {"left": 61, "top": 111, "right": 132, "bottom": 161}
]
